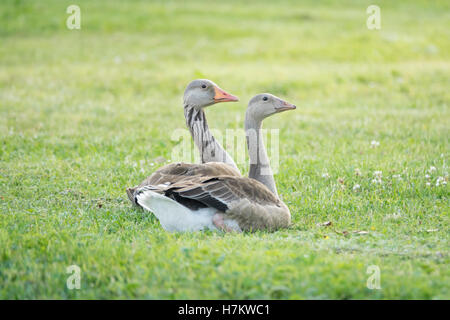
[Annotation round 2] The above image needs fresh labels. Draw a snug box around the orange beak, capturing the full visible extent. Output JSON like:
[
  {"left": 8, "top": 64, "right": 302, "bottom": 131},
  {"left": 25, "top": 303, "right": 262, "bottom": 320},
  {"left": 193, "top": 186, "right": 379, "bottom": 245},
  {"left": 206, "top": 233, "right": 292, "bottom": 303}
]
[{"left": 213, "top": 86, "right": 239, "bottom": 103}]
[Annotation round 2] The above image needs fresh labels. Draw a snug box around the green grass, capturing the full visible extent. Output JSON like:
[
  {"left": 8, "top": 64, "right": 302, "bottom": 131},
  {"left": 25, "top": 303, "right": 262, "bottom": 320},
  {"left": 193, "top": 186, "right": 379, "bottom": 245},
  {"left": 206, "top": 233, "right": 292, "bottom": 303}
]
[{"left": 0, "top": 0, "right": 449, "bottom": 299}]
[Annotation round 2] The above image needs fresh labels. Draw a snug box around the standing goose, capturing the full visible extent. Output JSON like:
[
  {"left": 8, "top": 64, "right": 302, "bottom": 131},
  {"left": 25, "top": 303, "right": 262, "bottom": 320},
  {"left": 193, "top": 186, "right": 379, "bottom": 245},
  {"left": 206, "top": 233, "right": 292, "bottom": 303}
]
[
  {"left": 126, "top": 79, "right": 241, "bottom": 204},
  {"left": 133, "top": 93, "right": 296, "bottom": 232}
]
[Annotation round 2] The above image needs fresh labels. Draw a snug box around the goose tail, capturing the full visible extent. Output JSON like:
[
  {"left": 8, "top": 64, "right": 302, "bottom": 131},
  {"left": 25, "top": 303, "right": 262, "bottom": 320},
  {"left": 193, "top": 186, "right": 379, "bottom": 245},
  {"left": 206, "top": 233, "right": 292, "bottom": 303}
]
[
  {"left": 126, "top": 187, "right": 138, "bottom": 205},
  {"left": 134, "top": 186, "right": 217, "bottom": 232}
]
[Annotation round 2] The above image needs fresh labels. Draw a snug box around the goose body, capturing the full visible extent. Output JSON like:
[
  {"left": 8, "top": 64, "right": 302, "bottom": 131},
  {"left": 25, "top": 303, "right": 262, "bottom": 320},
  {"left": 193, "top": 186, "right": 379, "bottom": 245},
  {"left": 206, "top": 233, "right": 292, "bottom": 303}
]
[
  {"left": 133, "top": 166, "right": 289, "bottom": 232},
  {"left": 130, "top": 162, "right": 243, "bottom": 232}
]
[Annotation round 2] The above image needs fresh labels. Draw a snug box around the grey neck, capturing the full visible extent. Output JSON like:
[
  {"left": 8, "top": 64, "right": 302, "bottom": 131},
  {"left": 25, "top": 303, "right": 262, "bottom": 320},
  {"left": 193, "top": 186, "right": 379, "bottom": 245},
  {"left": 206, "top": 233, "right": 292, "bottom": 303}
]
[
  {"left": 184, "top": 105, "right": 239, "bottom": 172},
  {"left": 245, "top": 116, "right": 278, "bottom": 197}
]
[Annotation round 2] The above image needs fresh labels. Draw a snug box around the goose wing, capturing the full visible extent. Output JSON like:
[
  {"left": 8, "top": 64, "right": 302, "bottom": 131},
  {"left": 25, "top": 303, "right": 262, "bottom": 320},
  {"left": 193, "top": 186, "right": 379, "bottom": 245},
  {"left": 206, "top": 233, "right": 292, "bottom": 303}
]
[
  {"left": 126, "top": 162, "right": 240, "bottom": 204},
  {"left": 160, "top": 176, "right": 290, "bottom": 231},
  {"left": 167, "top": 176, "right": 279, "bottom": 209}
]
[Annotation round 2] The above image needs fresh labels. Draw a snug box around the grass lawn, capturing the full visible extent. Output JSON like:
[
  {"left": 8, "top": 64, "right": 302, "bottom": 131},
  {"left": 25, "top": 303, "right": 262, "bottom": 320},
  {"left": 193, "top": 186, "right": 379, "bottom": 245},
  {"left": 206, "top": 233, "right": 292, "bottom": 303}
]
[{"left": 0, "top": 0, "right": 449, "bottom": 299}]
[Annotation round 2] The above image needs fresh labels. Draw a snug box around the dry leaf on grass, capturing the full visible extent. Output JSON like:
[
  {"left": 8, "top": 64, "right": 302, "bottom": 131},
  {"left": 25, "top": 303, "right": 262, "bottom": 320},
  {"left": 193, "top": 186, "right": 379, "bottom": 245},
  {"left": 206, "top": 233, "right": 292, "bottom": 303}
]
[{"left": 317, "top": 221, "right": 332, "bottom": 227}]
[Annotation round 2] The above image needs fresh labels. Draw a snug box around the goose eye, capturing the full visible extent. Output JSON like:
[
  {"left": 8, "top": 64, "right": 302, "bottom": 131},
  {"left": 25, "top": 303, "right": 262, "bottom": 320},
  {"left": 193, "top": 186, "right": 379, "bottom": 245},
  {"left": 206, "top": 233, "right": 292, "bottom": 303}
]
[
  {"left": 263, "top": 96, "right": 268, "bottom": 101},
  {"left": 201, "top": 84, "right": 207, "bottom": 89}
]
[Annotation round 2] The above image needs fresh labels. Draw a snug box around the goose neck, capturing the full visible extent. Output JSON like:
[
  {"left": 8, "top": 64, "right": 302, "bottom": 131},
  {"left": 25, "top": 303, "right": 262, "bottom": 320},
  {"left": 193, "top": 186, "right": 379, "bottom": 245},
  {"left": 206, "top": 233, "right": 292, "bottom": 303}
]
[{"left": 245, "top": 114, "right": 278, "bottom": 197}]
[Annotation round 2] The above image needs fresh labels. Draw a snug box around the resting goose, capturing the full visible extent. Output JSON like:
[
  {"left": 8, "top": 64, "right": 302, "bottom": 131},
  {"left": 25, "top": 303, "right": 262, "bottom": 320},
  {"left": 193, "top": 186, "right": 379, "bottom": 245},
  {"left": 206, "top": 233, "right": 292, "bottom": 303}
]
[
  {"left": 126, "top": 79, "right": 240, "bottom": 204},
  {"left": 183, "top": 79, "right": 240, "bottom": 171},
  {"left": 245, "top": 93, "right": 295, "bottom": 197},
  {"left": 132, "top": 93, "right": 296, "bottom": 232}
]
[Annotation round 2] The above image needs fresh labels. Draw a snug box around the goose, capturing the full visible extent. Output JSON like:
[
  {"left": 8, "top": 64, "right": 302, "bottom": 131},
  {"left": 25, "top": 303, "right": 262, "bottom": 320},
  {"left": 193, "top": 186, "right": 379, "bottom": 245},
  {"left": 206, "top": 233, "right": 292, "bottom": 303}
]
[
  {"left": 126, "top": 79, "right": 241, "bottom": 204},
  {"left": 131, "top": 93, "right": 296, "bottom": 232},
  {"left": 183, "top": 79, "right": 240, "bottom": 171},
  {"left": 245, "top": 93, "right": 296, "bottom": 197}
]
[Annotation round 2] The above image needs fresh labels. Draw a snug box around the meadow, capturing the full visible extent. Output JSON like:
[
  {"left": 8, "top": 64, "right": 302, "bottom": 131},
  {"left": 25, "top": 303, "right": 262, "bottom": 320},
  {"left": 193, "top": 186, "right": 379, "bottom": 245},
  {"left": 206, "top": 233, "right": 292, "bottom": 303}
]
[{"left": 0, "top": 0, "right": 449, "bottom": 299}]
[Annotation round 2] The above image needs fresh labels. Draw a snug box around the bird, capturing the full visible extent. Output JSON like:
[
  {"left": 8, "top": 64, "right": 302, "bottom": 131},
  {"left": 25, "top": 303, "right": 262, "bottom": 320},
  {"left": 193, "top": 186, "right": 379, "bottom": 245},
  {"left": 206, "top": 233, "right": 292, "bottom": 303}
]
[
  {"left": 183, "top": 79, "right": 241, "bottom": 171},
  {"left": 131, "top": 93, "right": 296, "bottom": 232},
  {"left": 126, "top": 79, "right": 241, "bottom": 204},
  {"left": 245, "top": 93, "right": 296, "bottom": 197}
]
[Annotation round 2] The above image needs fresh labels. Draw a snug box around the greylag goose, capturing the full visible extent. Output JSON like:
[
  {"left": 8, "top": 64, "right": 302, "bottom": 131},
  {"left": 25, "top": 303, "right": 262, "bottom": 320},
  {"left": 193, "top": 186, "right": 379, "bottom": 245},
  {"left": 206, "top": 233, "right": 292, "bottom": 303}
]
[
  {"left": 183, "top": 79, "right": 240, "bottom": 171},
  {"left": 246, "top": 93, "right": 295, "bottom": 197},
  {"left": 132, "top": 93, "right": 296, "bottom": 232},
  {"left": 126, "top": 79, "right": 240, "bottom": 204}
]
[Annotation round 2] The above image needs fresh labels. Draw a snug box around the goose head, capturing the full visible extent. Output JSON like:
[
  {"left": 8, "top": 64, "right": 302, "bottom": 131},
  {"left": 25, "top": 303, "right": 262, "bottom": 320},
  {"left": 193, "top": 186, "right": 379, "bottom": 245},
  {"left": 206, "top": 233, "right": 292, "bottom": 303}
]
[
  {"left": 246, "top": 93, "right": 296, "bottom": 122},
  {"left": 183, "top": 79, "right": 239, "bottom": 110}
]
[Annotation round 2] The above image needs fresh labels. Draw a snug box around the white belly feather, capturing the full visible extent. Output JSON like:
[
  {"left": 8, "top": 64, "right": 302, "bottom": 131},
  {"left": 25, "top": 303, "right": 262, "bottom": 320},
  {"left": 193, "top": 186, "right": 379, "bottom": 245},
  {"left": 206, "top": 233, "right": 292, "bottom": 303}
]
[{"left": 135, "top": 190, "right": 241, "bottom": 232}]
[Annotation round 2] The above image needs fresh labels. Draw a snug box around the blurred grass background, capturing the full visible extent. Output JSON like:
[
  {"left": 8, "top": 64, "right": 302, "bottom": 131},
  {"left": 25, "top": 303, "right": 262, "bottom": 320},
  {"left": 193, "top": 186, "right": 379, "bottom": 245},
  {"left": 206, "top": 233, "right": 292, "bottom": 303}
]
[{"left": 0, "top": 0, "right": 449, "bottom": 299}]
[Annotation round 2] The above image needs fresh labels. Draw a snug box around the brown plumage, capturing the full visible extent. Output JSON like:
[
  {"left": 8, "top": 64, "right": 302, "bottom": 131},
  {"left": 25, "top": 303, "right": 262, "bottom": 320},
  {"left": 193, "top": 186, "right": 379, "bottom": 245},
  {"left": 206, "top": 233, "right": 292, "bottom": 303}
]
[
  {"left": 133, "top": 168, "right": 290, "bottom": 232},
  {"left": 165, "top": 174, "right": 290, "bottom": 231},
  {"left": 126, "top": 162, "right": 240, "bottom": 206}
]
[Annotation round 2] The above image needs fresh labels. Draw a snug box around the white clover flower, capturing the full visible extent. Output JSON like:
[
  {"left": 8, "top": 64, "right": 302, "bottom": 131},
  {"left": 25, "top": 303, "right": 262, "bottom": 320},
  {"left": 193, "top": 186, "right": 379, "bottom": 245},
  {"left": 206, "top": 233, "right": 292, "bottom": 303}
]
[
  {"left": 436, "top": 176, "right": 447, "bottom": 186},
  {"left": 428, "top": 166, "right": 437, "bottom": 173},
  {"left": 426, "top": 182, "right": 431, "bottom": 187},
  {"left": 372, "top": 171, "right": 382, "bottom": 184},
  {"left": 371, "top": 140, "right": 380, "bottom": 148},
  {"left": 322, "top": 173, "right": 330, "bottom": 179},
  {"left": 384, "top": 212, "right": 402, "bottom": 221},
  {"left": 392, "top": 212, "right": 402, "bottom": 219},
  {"left": 353, "top": 184, "right": 361, "bottom": 191}
]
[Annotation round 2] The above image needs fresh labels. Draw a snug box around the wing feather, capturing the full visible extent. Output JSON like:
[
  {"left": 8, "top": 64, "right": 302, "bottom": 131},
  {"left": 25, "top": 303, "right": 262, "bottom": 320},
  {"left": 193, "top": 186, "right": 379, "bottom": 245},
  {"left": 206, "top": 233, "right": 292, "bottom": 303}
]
[
  {"left": 167, "top": 176, "right": 281, "bottom": 213},
  {"left": 126, "top": 162, "right": 241, "bottom": 205}
]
